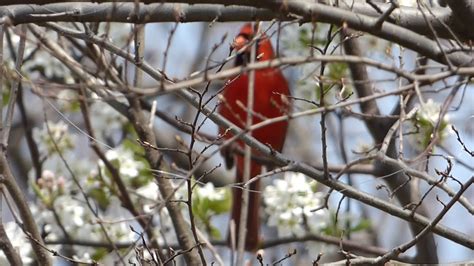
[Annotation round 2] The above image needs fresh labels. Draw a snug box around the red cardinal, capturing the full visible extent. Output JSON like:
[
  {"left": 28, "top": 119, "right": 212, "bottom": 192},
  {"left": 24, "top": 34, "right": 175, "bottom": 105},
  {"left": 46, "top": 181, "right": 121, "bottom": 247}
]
[{"left": 218, "top": 23, "right": 290, "bottom": 251}]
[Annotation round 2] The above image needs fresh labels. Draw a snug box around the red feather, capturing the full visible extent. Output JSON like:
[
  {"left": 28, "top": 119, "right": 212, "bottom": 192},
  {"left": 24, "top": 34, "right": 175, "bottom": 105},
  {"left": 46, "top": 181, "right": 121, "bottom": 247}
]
[{"left": 218, "top": 23, "right": 290, "bottom": 251}]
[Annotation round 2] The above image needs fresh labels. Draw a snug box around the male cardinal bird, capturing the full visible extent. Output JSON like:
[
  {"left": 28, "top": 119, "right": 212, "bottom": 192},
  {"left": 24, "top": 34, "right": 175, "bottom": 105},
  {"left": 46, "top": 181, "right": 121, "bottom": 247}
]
[{"left": 218, "top": 23, "right": 290, "bottom": 251}]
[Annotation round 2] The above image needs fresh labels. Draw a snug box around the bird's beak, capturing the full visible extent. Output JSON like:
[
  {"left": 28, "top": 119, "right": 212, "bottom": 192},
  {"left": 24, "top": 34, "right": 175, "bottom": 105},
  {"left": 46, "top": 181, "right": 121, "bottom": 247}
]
[{"left": 231, "top": 35, "right": 249, "bottom": 52}]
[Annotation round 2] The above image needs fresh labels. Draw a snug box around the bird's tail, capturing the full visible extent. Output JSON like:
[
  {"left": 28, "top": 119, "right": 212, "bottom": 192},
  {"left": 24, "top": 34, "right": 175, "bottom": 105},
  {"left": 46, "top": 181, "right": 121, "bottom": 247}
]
[{"left": 229, "top": 156, "right": 262, "bottom": 251}]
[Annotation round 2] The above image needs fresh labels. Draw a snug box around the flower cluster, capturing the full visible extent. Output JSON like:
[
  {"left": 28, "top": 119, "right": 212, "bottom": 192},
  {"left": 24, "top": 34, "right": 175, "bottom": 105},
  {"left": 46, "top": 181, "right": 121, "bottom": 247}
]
[
  {"left": 31, "top": 170, "right": 66, "bottom": 208},
  {"left": 28, "top": 121, "right": 149, "bottom": 263},
  {"left": 89, "top": 93, "right": 129, "bottom": 141},
  {"left": 264, "top": 172, "right": 330, "bottom": 238},
  {"left": 30, "top": 166, "right": 138, "bottom": 262},
  {"left": 3, "top": 27, "right": 74, "bottom": 84},
  {"left": 411, "top": 99, "right": 450, "bottom": 150},
  {"left": 99, "top": 146, "right": 147, "bottom": 181},
  {"left": 32, "top": 120, "right": 76, "bottom": 156},
  {"left": 192, "top": 182, "right": 231, "bottom": 239},
  {"left": 417, "top": 99, "right": 447, "bottom": 126}
]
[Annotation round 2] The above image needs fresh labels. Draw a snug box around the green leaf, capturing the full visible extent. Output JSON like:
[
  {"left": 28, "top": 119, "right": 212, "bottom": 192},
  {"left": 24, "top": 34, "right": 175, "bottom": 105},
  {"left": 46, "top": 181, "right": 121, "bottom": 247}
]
[
  {"left": 30, "top": 181, "right": 51, "bottom": 207},
  {"left": 88, "top": 187, "right": 110, "bottom": 210},
  {"left": 192, "top": 194, "right": 208, "bottom": 221},
  {"left": 350, "top": 219, "right": 371, "bottom": 232},
  {"left": 92, "top": 247, "right": 109, "bottom": 261},
  {"left": 63, "top": 100, "right": 81, "bottom": 112},
  {"left": 209, "top": 225, "right": 222, "bottom": 239},
  {"left": 298, "top": 27, "right": 312, "bottom": 47},
  {"left": 310, "top": 181, "right": 318, "bottom": 193},
  {"left": 2, "top": 89, "right": 10, "bottom": 105},
  {"left": 328, "top": 62, "right": 348, "bottom": 81},
  {"left": 207, "top": 189, "right": 231, "bottom": 214}
]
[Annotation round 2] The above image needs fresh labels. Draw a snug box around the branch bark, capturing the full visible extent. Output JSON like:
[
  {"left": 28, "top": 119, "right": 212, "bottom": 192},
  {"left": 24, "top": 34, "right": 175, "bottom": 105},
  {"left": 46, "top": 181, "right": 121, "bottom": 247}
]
[
  {"left": 444, "top": 0, "right": 474, "bottom": 32},
  {"left": 127, "top": 98, "right": 202, "bottom": 265},
  {"left": 0, "top": 155, "right": 52, "bottom": 265},
  {"left": 0, "top": 221, "right": 23, "bottom": 265},
  {"left": 342, "top": 28, "right": 438, "bottom": 263},
  {"left": 0, "top": 2, "right": 472, "bottom": 45}
]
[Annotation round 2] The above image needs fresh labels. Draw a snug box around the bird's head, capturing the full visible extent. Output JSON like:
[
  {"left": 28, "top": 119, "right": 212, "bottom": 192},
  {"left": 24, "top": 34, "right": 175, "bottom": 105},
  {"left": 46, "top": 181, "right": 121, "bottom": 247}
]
[{"left": 232, "top": 23, "right": 275, "bottom": 66}]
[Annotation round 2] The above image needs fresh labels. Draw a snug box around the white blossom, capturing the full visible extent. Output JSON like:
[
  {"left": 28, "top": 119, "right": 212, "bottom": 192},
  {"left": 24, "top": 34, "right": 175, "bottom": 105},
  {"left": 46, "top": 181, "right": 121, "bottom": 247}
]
[
  {"left": 0, "top": 222, "right": 34, "bottom": 265},
  {"left": 410, "top": 98, "right": 450, "bottom": 150},
  {"left": 33, "top": 120, "right": 76, "bottom": 156},
  {"left": 136, "top": 181, "right": 159, "bottom": 199},
  {"left": 56, "top": 89, "right": 79, "bottom": 111},
  {"left": 100, "top": 146, "right": 146, "bottom": 180},
  {"left": 33, "top": 194, "right": 138, "bottom": 261},
  {"left": 417, "top": 99, "right": 447, "bottom": 126},
  {"left": 196, "top": 182, "right": 227, "bottom": 201},
  {"left": 53, "top": 195, "right": 86, "bottom": 229},
  {"left": 264, "top": 172, "right": 330, "bottom": 238},
  {"left": 90, "top": 95, "right": 128, "bottom": 140},
  {"left": 23, "top": 31, "right": 74, "bottom": 83}
]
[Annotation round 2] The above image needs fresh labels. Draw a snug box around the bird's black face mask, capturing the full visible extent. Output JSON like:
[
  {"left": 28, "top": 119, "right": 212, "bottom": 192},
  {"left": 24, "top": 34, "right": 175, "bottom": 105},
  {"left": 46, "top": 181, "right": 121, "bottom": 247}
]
[{"left": 233, "top": 33, "right": 260, "bottom": 67}]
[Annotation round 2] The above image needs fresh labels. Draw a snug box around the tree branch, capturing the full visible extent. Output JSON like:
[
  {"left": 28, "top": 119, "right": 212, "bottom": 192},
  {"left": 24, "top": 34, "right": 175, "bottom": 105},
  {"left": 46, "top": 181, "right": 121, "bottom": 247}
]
[
  {"left": 0, "top": 155, "right": 52, "bottom": 265},
  {"left": 342, "top": 27, "right": 438, "bottom": 263}
]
